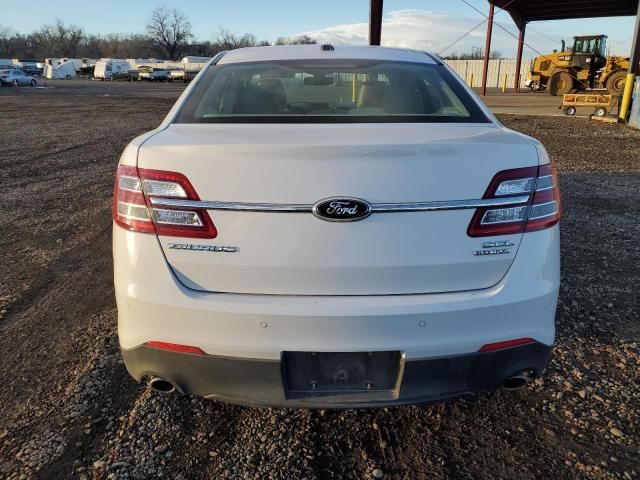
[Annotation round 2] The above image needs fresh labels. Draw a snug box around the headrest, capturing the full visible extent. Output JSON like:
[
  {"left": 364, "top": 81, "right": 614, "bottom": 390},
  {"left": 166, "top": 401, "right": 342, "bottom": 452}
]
[{"left": 357, "top": 81, "right": 386, "bottom": 108}]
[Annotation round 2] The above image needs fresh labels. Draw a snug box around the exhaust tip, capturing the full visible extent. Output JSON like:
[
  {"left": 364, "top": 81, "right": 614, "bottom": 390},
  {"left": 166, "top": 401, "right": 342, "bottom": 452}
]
[
  {"left": 503, "top": 370, "right": 535, "bottom": 390},
  {"left": 149, "top": 377, "right": 176, "bottom": 394},
  {"left": 503, "top": 376, "right": 528, "bottom": 390}
]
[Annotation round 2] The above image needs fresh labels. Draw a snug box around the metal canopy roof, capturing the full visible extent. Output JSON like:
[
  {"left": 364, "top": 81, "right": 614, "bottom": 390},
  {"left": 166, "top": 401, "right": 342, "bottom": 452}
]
[{"left": 493, "top": 0, "right": 639, "bottom": 29}]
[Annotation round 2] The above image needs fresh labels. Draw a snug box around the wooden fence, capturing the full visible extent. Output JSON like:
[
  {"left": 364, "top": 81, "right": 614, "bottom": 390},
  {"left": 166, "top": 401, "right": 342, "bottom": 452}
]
[{"left": 444, "top": 58, "right": 533, "bottom": 89}]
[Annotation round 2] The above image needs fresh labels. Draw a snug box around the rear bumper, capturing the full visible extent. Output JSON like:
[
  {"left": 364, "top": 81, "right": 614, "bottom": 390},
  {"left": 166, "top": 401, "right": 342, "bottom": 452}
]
[
  {"left": 122, "top": 342, "right": 552, "bottom": 408},
  {"left": 114, "top": 224, "right": 559, "bottom": 406}
]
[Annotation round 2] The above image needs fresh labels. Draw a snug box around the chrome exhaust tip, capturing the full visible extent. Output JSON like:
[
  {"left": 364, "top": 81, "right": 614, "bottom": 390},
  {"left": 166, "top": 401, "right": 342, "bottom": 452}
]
[{"left": 149, "top": 377, "right": 176, "bottom": 394}]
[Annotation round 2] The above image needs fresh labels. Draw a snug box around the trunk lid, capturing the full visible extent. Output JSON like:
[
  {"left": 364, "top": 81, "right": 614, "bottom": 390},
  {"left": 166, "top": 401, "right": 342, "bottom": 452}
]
[{"left": 139, "top": 123, "right": 537, "bottom": 295}]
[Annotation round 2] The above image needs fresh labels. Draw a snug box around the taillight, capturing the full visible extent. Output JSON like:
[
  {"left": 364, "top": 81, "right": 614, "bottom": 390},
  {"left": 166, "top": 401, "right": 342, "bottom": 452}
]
[
  {"left": 112, "top": 165, "right": 217, "bottom": 238},
  {"left": 479, "top": 337, "right": 535, "bottom": 352},
  {"left": 144, "top": 341, "right": 205, "bottom": 355},
  {"left": 468, "top": 164, "right": 561, "bottom": 237}
]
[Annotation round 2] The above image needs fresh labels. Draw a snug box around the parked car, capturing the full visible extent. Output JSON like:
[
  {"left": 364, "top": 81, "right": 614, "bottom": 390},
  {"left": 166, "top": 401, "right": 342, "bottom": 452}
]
[
  {"left": 113, "top": 44, "right": 561, "bottom": 408},
  {"left": 138, "top": 66, "right": 170, "bottom": 81},
  {"left": 0, "top": 69, "right": 37, "bottom": 86},
  {"left": 169, "top": 69, "right": 185, "bottom": 82}
]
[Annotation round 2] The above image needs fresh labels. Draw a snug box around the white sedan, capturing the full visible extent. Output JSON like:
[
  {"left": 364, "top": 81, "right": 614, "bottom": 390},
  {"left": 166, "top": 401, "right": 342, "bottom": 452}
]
[
  {"left": 113, "top": 44, "right": 561, "bottom": 407},
  {"left": 0, "top": 69, "right": 37, "bottom": 87}
]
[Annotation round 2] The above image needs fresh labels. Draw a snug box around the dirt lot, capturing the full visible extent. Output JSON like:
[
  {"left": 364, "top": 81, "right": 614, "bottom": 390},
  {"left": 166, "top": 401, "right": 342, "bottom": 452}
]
[{"left": 0, "top": 84, "right": 639, "bottom": 480}]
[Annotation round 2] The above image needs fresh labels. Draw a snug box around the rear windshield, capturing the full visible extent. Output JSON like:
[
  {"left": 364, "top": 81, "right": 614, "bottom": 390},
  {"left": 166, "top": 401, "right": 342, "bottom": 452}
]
[{"left": 174, "top": 59, "right": 490, "bottom": 123}]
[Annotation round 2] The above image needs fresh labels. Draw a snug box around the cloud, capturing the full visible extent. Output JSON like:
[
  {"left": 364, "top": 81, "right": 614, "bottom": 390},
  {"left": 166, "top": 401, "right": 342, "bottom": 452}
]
[{"left": 301, "top": 9, "right": 524, "bottom": 57}]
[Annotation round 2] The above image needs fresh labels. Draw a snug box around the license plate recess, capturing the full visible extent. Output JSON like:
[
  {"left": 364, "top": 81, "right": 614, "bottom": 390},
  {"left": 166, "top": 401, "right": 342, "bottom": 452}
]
[{"left": 282, "top": 351, "right": 403, "bottom": 401}]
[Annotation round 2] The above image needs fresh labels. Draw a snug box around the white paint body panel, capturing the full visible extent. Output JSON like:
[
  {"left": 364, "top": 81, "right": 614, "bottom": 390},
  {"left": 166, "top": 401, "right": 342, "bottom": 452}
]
[
  {"left": 114, "top": 225, "right": 559, "bottom": 359},
  {"left": 114, "top": 45, "right": 559, "bottom": 363},
  {"left": 140, "top": 123, "right": 539, "bottom": 295},
  {"left": 217, "top": 45, "right": 438, "bottom": 65}
]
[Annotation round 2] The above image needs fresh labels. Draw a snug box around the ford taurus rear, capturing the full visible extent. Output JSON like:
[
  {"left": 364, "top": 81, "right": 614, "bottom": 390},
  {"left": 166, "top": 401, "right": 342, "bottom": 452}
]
[{"left": 113, "top": 45, "right": 560, "bottom": 407}]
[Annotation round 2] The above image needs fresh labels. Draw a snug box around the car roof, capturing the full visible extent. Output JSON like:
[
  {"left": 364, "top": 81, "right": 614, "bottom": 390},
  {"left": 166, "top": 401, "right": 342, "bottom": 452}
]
[{"left": 217, "top": 44, "right": 438, "bottom": 65}]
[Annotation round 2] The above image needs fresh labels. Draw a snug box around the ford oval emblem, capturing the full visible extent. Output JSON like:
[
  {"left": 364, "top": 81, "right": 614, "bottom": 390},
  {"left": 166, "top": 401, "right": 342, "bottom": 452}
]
[{"left": 312, "top": 197, "right": 372, "bottom": 222}]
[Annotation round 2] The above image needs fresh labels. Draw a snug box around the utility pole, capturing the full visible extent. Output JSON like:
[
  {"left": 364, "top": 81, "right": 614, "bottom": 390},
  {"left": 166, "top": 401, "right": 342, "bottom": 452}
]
[
  {"left": 369, "top": 0, "right": 383, "bottom": 46},
  {"left": 481, "top": 0, "right": 495, "bottom": 96},
  {"left": 618, "top": 1, "right": 640, "bottom": 121}
]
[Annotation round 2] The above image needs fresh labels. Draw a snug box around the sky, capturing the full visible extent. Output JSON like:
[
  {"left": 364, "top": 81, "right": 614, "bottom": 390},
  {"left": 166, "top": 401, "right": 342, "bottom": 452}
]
[{"left": 2, "top": 0, "right": 636, "bottom": 57}]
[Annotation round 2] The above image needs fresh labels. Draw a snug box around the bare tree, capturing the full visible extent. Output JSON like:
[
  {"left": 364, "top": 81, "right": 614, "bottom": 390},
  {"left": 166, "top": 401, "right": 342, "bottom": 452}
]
[
  {"left": 212, "top": 28, "right": 262, "bottom": 51},
  {"left": 275, "top": 35, "right": 316, "bottom": 45},
  {"left": 32, "top": 20, "right": 84, "bottom": 57},
  {"left": 2, "top": 21, "right": 319, "bottom": 60},
  {"left": 146, "top": 7, "right": 192, "bottom": 60},
  {"left": 442, "top": 49, "right": 502, "bottom": 60},
  {"left": 0, "top": 24, "right": 16, "bottom": 57}
]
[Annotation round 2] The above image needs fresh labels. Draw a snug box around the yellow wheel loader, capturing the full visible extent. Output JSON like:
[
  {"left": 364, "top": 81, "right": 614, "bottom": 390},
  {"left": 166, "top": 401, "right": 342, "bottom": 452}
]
[{"left": 525, "top": 35, "right": 630, "bottom": 96}]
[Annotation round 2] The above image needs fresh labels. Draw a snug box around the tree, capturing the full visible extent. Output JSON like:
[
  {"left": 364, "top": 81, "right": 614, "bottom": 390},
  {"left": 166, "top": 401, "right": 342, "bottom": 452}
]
[
  {"left": 442, "top": 49, "right": 502, "bottom": 60},
  {"left": 32, "top": 20, "right": 84, "bottom": 57},
  {"left": 212, "top": 28, "right": 262, "bottom": 52},
  {"left": 275, "top": 35, "right": 316, "bottom": 45},
  {"left": 0, "top": 24, "right": 16, "bottom": 57},
  {"left": 146, "top": 7, "right": 192, "bottom": 60}
]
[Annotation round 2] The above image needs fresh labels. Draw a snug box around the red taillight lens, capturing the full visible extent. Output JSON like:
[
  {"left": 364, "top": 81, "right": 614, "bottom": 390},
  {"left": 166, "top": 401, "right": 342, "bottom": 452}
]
[
  {"left": 467, "top": 164, "right": 561, "bottom": 237},
  {"left": 523, "top": 164, "right": 562, "bottom": 233},
  {"left": 145, "top": 341, "right": 205, "bottom": 355},
  {"left": 479, "top": 338, "right": 535, "bottom": 352},
  {"left": 112, "top": 165, "right": 156, "bottom": 234},
  {"left": 112, "top": 165, "right": 217, "bottom": 238}
]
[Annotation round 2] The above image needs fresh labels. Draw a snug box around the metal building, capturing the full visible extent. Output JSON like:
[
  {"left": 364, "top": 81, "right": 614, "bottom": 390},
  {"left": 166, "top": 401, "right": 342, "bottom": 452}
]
[{"left": 367, "top": 0, "right": 640, "bottom": 121}]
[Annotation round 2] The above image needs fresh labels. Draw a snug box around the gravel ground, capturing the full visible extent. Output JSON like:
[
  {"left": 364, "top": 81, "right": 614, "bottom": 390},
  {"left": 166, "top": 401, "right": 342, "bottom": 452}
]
[{"left": 0, "top": 88, "right": 638, "bottom": 480}]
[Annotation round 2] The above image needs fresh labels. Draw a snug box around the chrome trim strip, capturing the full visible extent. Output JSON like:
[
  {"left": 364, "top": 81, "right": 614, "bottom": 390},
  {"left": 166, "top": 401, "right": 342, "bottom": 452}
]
[
  {"left": 370, "top": 196, "right": 530, "bottom": 212},
  {"left": 149, "top": 195, "right": 530, "bottom": 213},
  {"left": 528, "top": 200, "right": 558, "bottom": 220},
  {"left": 150, "top": 198, "right": 312, "bottom": 212},
  {"left": 116, "top": 201, "right": 151, "bottom": 221},
  {"left": 535, "top": 175, "right": 554, "bottom": 192}
]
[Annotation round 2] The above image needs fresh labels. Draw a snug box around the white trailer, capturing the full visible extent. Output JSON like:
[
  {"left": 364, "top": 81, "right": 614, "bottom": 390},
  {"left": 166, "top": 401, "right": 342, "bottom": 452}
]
[
  {"left": 43, "top": 58, "right": 77, "bottom": 79},
  {"left": 182, "top": 56, "right": 211, "bottom": 64},
  {"left": 94, "top": 59, "right": 132, "bottom": 80},
  {"left": 58, "top": 58, "right": 96, "bottom": 71}
]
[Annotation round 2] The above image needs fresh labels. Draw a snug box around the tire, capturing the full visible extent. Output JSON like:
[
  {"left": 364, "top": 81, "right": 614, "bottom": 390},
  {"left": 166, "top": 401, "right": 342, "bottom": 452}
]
[
  {"left": 30, "top": 79, "right": 36, "bottom": 87},
  {"left": 529, "top": 80, "right": 543, "bottom": 92},
  {"left": 564, "top": 106, "right": 577, "bottom": 116},
  {"left": 549, "top": 71, "right": 574, "bottom": 96},
  {"left": 606, "top": 70, "right": 626, "bottom": 95},
  {"left": 65, "top": 74, "right": 71, "bottom": 80},
  {"left": 594, "top": 107, "right": 607, "bottom": 117}
]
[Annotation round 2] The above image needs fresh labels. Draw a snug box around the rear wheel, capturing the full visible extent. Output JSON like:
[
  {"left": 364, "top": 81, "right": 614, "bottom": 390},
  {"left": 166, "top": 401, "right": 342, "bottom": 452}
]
[
  {"left": 594, "top": 107, "right": 607, "bottom": 117},
  {"left": 564, "top": 106, "right": 577, "bottom": 116},
  {"left": 529, "top": 80, "right": 543, "bottom": 92},
  {"left": 30, "top": 79, "right": 36, "bottom": 87},
  {"left": 549, "top": 71, "right": 574, "bottom": 96},
  {"left": 606, "top": 70, "right": 626, "bottom": 95}
]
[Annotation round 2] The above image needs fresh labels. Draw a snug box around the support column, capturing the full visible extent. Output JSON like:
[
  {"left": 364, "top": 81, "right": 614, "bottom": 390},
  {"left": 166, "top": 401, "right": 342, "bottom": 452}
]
[
  {"left": 514, "top": 22, "right": 527, "bottom": 92},
  {"left": 481, "top": 0, "right": 495, "bottom": 96},
  {"left": 618, "top": 1, "right": 640, "bottom": 120},
  {"left": 369, "top": 0, "right": 383, "bottom": 46}
]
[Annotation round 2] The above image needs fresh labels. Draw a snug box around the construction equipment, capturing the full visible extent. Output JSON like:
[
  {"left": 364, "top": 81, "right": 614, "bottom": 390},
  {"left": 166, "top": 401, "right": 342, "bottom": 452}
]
[{"left": 525, "top": 35, "right": 630, "bottom": 96}]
